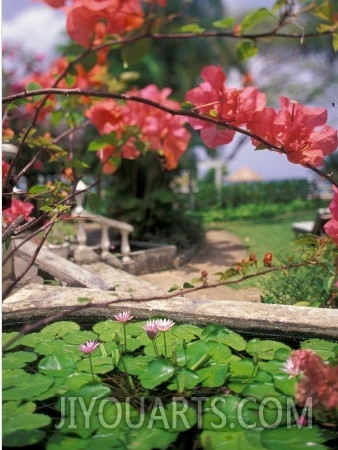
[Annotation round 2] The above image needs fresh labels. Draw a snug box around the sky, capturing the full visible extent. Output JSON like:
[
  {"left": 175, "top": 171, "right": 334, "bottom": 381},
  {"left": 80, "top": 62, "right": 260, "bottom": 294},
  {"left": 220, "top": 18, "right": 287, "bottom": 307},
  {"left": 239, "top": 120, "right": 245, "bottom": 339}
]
[{"left": 1, "top": 0, "right": 332, "bottom": 182}]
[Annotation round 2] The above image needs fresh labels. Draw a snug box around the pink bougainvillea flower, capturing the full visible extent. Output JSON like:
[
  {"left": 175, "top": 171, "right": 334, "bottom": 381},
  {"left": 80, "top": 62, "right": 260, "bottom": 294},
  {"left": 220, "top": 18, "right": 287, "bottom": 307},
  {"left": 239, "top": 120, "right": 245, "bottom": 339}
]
[
  {"left": 142, "top": 320, "right": 159, "bottom": 340},
  {"left": 154, "top": 318, "right": 175, "bottom": 332},
  {"left": 2, "top": 160, "right": 10, "bottom": 184},
  {"left": 113, "top": 310, "right": 134, "bottom": 323},
  {"left": 143, "top": 0, "right": 167, "bottom": 6},
  {"left": 285, "top": 349, "right": 338, "bottom": 410},
  {"left": 97, "top": 145, "right": 118, "bottom": 174},
  {"left": 86, "top": 84, "right": 190, "bottom": 171},
  {"left": 2, "top": 198, "right": 34, "bottom": 225},
  {"left": 40, "top": 0, "right": 66, "bottom": 7},
  {"left": 324, "top": 186, "right": 338, "bottom": 244},
  {"left": 248, "top": 97, "right": 338, "bottom": 167},
  {"left": 79, "top": 340, "right": 99, "bottom": 354},
  {"left": 185, "top": 65, "right": 266, "bottom": 148},
  {"left": 85, "top": 99, "right": 125, "bottom": 135},
  {"left": 66, "top": 0, "right": 145, "bottom": 48},
  {"left": 125, "top": 84, "right": 190, "bottom": 169}
]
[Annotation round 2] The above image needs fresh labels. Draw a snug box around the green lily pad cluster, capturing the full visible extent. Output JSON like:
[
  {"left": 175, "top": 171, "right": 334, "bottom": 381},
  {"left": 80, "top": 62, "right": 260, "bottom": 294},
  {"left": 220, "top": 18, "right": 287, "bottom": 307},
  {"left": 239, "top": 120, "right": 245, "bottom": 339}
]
[{"left": 2, "top": 320, "right": 338, "bottom": 449}]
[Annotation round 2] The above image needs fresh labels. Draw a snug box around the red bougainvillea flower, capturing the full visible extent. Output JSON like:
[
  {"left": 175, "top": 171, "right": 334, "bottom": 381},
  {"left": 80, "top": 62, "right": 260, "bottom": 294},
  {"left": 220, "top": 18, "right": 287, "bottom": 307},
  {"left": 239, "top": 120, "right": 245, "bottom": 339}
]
[
  {"left": 66, "top": 0, "right": 145, "bottom": 48},
  {"left": 285, "top": 349, "right": 338, "bottom": 411},
  {"left": 2, "top": 198, "right": 34, "bottom": 225},
  {"left": 324, "top": 186, "right": 338, "bottom": 245},
  {"left": 185, "top": 65, "right": 266, "bottom": 148},
  {"left": 248, "top": 97, "right": 338, "bottom": 167}
]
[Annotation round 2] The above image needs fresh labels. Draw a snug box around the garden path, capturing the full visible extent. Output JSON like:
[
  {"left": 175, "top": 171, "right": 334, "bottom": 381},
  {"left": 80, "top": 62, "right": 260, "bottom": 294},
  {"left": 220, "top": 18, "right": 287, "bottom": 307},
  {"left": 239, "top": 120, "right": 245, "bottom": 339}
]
[{"left": 140, "top": 229, "right": 261, "bottom": 302}]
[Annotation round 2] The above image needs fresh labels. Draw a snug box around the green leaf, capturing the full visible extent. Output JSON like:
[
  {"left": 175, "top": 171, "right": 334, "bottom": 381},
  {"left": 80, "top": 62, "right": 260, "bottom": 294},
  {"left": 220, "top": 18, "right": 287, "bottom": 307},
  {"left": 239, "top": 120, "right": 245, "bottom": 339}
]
[
  {"left": 127, "top": 426, "right": 178, "bottom": 450},
  {"left": 139, "top": 359, "right": 175, "bottom": 389},
  {"left": 163, "top": 401, "right": 197, "bottom": 431},
  {"left": 29, "top": 184, "right": 48, "bottom": 195},
  {"left": 51, "top": 110, "right": 65, "bottom": 127},
  {"left": 201, "top": 324, "right": 246, "bottom": 351},
  {"left": 273, "top": 374, "right": 296, "bottom": 396},
  {"left": 241, "top": 8, "right": 275, "bottom": 33},
  {"left": 301, "top": 339, "right": 338, "bottom": 360},
  {"left": 229, "top": 359, "right": 255, "bottom": 379},
  {"left": 3, "top": 409, "right": 51, "bottom": 434},
  {"left": 168, "top": 284, "right": 181, "bottom": 292},
  {"left": 3, "top": 430, "right": 46, "bottom": 448},
  {"left": 40, "top": 321, "right": 80, "bottom": 338},
  {"left": 121, "top": 39, "right": 151, "bottom": 67},
  {"left": 79, "top": 52, "right": 97, "bottom": 72},
  {"left": 172, "top": 323, "right": 202, "bottom": 341},
  {"left": 118, "top": 355, "right": 154, "bottom": 376},
  {"left": 261, "top": 425, "right": 328, "bottom": 449},
  {"left": 2, "top": 373, "right": 54, "bottom": 401},
  {"left": 63, "top": 330, "right": 98, "bottom": 345},
  {"left": 169, "top": 367, "right": 201, "bottom": 391},
  {"left": 34, "top": 339, "right": 81, "bottom": 357},
  {"left": 38, "top": 353, "right": 77, "bottom": 378},
  {"left": 215, "top": 267, "right": 239, "bottom": 281},
  {"left": 332, "top": 32, "right": 338, "bottom": 52},
  {"left": 76, "top": 355, "right": 114, "bottom": 374},
  {"left": 2, "top": 332, "right": 23, "bottom": 351},
  {"left": 242, "top": 381, "right": 286, "bottom": 403},
  {"left": 57, "top": 383, "right": 112, "bottom": 412},
  {"left": 181, "top": 23, "right": 205, "bottom": 33},
  {"left": 26, "top": 81, "right": 42, "bottom": 92},
  {"left": 312, "top": 1, "right": 332, "bottom": 21},
  {"left": 197, "top": 364, "right": 229, "bottom": 388},
  {"left": 2, "top": 351, "right": 37, "bottom": 369},
  {"left": 183, "top": 282, "right": 194, "bottom": 289},
  {"left": 246, "top": 339, "right": 290, "bottom": 360},
  {"left": 236, "top": 40, "right": 258, "bottom": 62},
  {"left": 203, "top": 395, "right": 258, "bottom": 432},
  {"left": 213, "top": 17, "right": 235, "bottom": 29}
]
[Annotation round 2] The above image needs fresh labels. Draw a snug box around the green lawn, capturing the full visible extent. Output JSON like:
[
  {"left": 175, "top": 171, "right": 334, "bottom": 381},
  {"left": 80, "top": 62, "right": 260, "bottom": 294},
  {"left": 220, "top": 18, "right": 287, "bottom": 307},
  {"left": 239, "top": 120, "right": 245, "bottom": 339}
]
[
  {"left": 222, "top": 209, "right": 318, "bottom": 262},
  {"left": 208, "top": 208, "right": 321, "bottom": 290}
]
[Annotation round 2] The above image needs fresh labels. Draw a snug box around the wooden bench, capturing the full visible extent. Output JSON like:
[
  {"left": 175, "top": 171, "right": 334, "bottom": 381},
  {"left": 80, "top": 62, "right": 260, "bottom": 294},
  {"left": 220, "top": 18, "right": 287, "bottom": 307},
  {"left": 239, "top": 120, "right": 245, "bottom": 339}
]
[{"left": 292, "top": 208, "right": 331, "bottom": 236}]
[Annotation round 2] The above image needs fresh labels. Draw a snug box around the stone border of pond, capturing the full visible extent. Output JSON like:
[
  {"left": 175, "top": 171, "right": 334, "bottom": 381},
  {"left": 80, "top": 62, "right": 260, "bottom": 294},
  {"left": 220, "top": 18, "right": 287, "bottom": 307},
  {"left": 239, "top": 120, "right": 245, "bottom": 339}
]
[{"left": 3, "top": 283, "right": 338, "bottom": 341}]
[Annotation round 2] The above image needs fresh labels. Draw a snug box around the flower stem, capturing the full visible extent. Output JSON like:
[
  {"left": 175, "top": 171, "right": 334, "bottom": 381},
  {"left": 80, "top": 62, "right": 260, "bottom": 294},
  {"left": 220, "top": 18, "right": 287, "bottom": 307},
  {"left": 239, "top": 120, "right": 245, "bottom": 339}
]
[
  {"left": 123, "top": 323, "right": 127, "bottom": 352},
  {"left": 89, "top": 353, "right": 95, "bottom": 381},
  {"left": 163, "top": 332, "right": 167, "bottom": 358},
  {"left": 152, "top": 339, "right": 160, "bottom": 358},
  {"left": 120, "top": 354, "right": 134, "bottom": 391}
]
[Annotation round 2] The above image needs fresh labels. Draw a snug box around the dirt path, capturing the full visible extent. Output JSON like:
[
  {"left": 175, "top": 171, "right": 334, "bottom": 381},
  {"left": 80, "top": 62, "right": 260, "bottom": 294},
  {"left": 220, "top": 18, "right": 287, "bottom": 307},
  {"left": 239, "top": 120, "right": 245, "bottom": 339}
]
[{"left": 140, "top": 230, "right": 262, "bottom": 302}]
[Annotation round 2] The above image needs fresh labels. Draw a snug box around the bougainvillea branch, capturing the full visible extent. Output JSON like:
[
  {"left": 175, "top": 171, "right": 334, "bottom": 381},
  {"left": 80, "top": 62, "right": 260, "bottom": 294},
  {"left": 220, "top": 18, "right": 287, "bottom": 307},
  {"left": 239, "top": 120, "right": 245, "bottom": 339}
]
[{"left": 3, "top": 86, "right": 337, "bottom": 188}]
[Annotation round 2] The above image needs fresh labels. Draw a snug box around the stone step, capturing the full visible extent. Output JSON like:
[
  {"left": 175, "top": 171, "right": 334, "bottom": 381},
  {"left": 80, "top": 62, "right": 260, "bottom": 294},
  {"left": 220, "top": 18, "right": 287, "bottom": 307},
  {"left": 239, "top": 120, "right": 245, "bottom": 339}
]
[{"left": 82, "top": 262, "right": 165, "bottom": 296}]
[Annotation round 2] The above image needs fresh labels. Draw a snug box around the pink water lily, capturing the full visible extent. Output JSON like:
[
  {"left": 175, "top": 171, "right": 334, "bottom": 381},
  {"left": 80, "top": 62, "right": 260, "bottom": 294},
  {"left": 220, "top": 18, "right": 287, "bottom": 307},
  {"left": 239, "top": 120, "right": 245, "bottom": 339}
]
[
  {"left": 155, "top": 318, "right": 175, "bottom": 332},
  {"left": 142, "top": 320, "right": 159, "bottom": 340},
  {"left": 79, "top": 340, "right": 99, "bottom": 354},
  {"left": 282, "top": 357, "right": 302, "bottom": 379},
  {"left": 113, "top": 310, "right": 134, "bottom": 323}
]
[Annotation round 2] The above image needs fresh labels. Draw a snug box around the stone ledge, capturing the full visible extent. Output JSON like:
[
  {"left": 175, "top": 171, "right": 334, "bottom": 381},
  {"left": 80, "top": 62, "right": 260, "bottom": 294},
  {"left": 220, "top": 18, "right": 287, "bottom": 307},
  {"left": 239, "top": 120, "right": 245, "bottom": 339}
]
[{"left": 3, "top": 284, "right": 338, "bottom": 341}]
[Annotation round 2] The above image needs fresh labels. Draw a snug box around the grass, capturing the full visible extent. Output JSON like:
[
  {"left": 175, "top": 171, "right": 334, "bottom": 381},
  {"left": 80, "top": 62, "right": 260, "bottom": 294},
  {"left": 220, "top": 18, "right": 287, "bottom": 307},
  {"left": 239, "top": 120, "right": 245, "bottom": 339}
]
[
  {"left": 222, "top": 209, "right": 318, "bottom": 261},
  {"left": 207, "top": 208, "right": 321, "bottom": 289}
]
